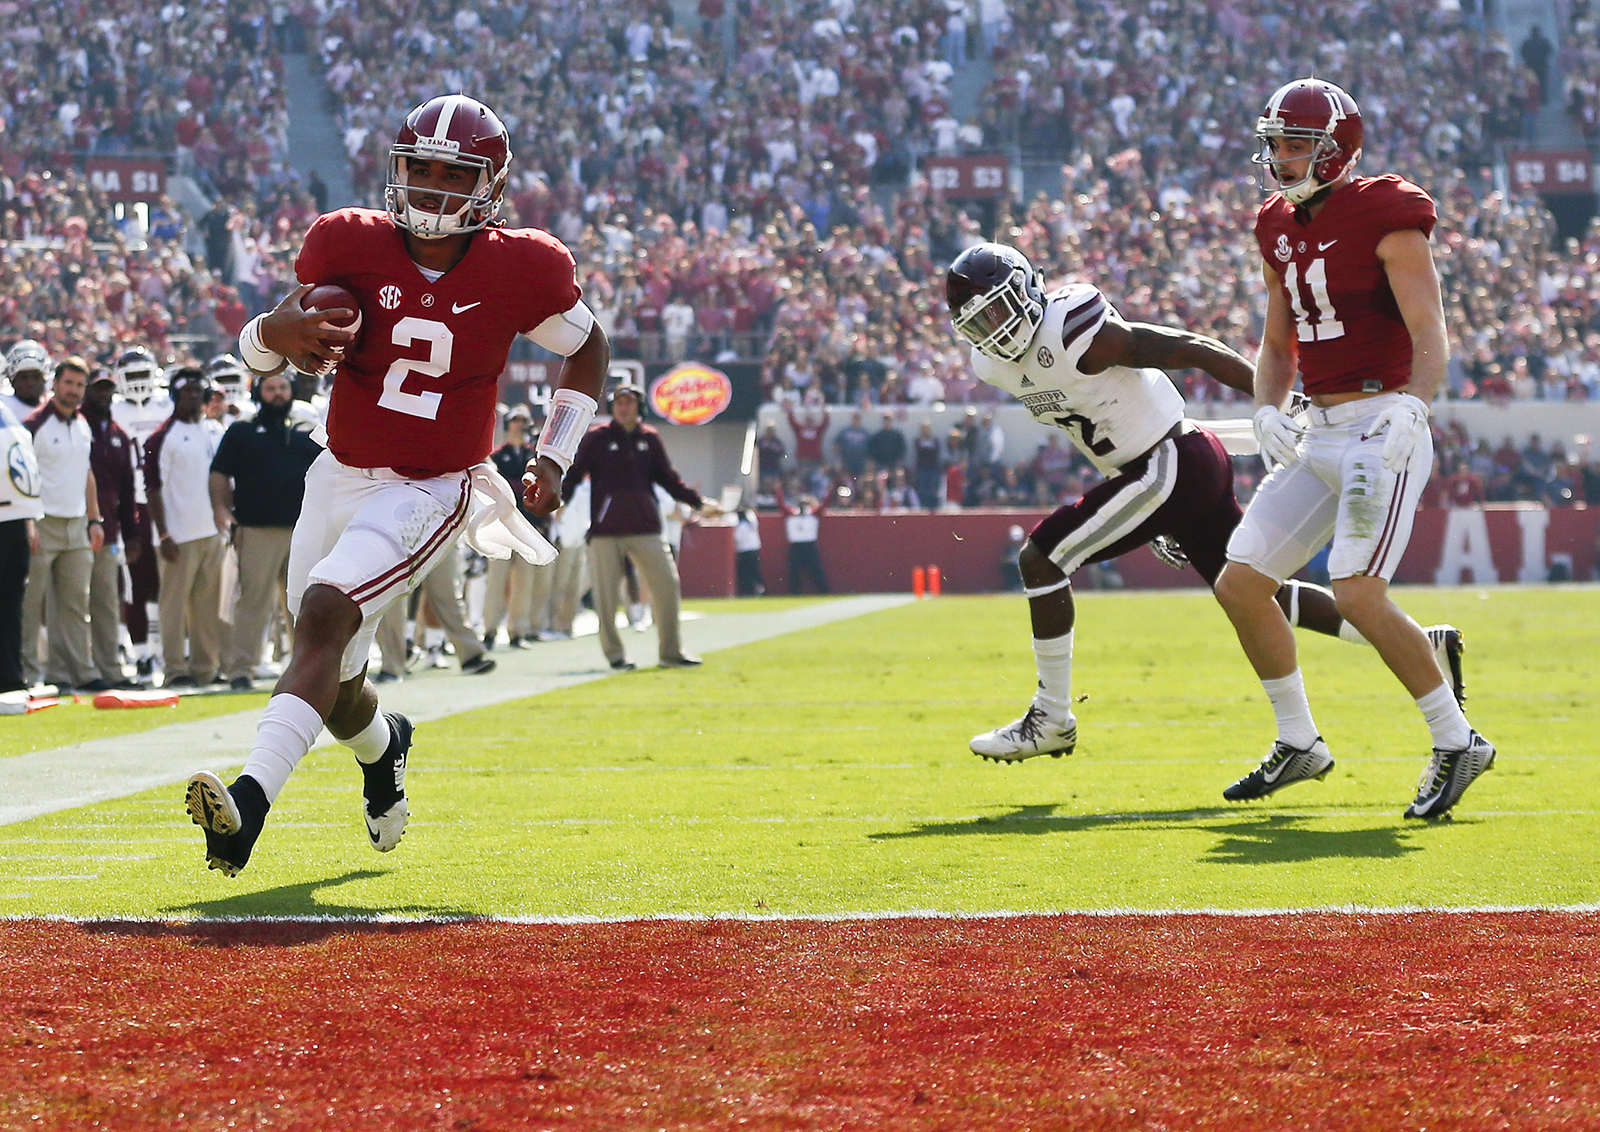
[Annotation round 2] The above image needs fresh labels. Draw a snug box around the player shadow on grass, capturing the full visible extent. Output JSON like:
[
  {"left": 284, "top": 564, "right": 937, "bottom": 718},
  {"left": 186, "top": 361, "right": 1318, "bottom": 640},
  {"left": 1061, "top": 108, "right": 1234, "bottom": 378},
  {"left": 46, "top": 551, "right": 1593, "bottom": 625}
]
[
  {"left": 869, "top": 803, "right": 1239, "bottom": 840},
  {"left": 1198, "top": 815, "right": 1424, "bottom": 865},
  {"left": 149, "top": 869, "right": 479, "bottom": 928},
  {"left": 872, "top": 806, "right": 1425, "bottom": 863}
]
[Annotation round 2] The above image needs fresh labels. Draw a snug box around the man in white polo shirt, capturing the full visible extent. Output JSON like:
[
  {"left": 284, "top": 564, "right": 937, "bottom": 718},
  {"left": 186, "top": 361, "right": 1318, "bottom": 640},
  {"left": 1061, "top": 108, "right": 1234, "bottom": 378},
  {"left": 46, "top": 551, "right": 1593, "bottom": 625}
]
[
  {"left": 144, "top": 367, "right": 226, "bottom": 687},
  {"left": 20, "top": 357, "right": 105, "bottom": 690}
]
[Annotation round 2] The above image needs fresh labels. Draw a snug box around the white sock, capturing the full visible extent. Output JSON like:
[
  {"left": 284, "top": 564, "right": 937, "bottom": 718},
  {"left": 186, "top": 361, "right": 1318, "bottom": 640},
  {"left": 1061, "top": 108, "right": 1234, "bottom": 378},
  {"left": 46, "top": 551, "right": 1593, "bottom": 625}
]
[
  {"left": 1032, "top": 631, "right": 1074, "bottom": 718},
  {"left": 343, "top": 709, "right": 392, "bottom": 765},
  {"left": 1416, "top": 683, "right": 1471, "bottom": 750},
  {"left": 1337, "top": 620, "right": 1371, "bottom": 646},
  {"left": 1261, "top": 670, "right": 1319, "bottom": 749},
  {"left": 239, "top": 693, "right": 325, "bottom": 804},
  {"left": 424, "top": 627, "right": 444, "bottom": 649}
]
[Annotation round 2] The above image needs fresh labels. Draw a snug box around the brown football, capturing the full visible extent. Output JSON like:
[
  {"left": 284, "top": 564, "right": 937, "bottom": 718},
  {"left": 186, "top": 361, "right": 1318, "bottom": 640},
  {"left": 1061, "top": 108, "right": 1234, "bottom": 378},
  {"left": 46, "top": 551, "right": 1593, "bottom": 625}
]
[{"left": 302, "top": 283, "right": 364, "bottom": 342}]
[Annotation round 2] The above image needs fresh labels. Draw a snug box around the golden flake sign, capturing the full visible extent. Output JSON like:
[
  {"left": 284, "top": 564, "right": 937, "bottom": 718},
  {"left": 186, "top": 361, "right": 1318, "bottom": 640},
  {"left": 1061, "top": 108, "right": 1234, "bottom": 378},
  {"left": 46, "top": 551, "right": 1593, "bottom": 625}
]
[{"left": 649, "top": 363, "right": 733, "bottom": 425}]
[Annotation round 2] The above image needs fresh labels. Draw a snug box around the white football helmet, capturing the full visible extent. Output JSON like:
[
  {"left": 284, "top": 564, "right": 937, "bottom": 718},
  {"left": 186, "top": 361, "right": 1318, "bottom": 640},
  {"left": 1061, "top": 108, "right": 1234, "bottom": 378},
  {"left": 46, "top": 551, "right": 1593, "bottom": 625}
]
[
  {"left": 114, "top": 346, "right": 161, "bottom": 404},
  {"left": 205, "top": 353, "right": 250, "bottom": 404},
  {"left": 5, "top": 339, "right": 51, "bottom": 385}
]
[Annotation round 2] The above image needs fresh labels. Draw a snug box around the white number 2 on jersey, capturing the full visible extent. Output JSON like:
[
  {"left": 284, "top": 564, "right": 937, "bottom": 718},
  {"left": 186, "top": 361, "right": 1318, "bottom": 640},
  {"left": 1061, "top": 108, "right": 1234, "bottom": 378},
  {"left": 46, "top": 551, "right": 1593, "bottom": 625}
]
[
  {"left": 377, "top": 317, "right": 454, "bottom": 420},
  {"left": 1283, "top": 258, "right": 1345, "bottom": 343}
]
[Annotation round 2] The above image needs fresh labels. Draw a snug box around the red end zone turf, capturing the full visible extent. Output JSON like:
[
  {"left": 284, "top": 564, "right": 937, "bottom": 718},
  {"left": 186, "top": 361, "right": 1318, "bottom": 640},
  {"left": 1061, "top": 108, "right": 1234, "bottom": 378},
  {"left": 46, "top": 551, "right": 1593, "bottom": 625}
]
[{"left": 4, "top": 913, "right": 1598, "bottom": 1131}]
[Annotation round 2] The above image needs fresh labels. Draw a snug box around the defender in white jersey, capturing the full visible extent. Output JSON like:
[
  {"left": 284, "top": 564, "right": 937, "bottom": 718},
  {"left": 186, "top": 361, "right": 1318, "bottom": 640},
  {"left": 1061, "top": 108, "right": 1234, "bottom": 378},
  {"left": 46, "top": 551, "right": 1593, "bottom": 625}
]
[{"left": 947, "top": 242, "right": 1409, "bottom": 766}]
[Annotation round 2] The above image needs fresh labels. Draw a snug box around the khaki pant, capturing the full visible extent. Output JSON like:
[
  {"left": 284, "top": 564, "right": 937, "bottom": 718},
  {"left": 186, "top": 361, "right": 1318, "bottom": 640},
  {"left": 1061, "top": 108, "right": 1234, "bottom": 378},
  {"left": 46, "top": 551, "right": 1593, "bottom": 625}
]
[
  {"left": 158, "top": 533, "right": 225, "bottom": 683},
  {"left": 484, "top": 555, "right": 554, "bottom": 641},
  {"left": 89, "top": 544, "right": 123, "bottom": 683},
  {"left": 589, "top": 534, "right": 686, "bottom": 665},
  {"left": 224, "top": 526, "right": 293, "bottom": 681},
  {"left": 21, "top": 515, "right": 93, "bottom": 687},
  {"left": 547, "top": 540, "right": 586, "bottom": 635},
  {"left": 375, "top": 551, "right": 486, "bottom": 675}
]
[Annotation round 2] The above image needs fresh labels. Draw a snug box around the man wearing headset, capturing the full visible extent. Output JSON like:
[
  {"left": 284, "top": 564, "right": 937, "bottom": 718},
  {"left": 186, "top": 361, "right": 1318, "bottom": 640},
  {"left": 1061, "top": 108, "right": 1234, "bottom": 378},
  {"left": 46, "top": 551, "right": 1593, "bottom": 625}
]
[
  {"left": 561, "top": 384, "right": 718, "bottom": 671},
  {"left": 210, "top": 371, "right": 323, "bottom": 691}
]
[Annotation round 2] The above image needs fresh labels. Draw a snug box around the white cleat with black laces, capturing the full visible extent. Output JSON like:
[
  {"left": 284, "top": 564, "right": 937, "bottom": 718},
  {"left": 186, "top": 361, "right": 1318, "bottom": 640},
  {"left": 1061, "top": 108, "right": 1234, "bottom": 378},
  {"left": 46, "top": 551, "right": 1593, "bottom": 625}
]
[
  {"left": 970, "top": 703, "right": 1077, "bottom": 763},
  {"left": 1405, "top": 730, "right": 1496, "bottom": 820},
  {"left": 1424, "top": 625, "right": 1467, "bottom": 707},
  {"left": 1223, "top": 737, "right": 1335, "bottom": 801}
]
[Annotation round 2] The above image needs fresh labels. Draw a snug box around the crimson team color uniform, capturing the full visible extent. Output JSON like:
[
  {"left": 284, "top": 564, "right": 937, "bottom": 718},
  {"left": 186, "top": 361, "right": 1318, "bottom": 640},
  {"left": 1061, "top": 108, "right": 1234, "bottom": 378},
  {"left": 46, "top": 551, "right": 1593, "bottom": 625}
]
[
  {"left": 288, "top": 207, "right": 580, "bottom": 678},
  {"left": 1227, "top": 175, "right": 1439, "bottom": 583}
]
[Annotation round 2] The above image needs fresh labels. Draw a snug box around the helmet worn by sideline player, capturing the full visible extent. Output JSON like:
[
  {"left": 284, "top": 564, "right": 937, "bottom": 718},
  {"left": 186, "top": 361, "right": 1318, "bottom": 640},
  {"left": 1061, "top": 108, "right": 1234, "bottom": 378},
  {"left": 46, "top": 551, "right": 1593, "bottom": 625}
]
[
  {"left": 386, "top": 95, "right": 512, "bottom": 239},
  {"left": 114, "top": 346, "right": 161, "bottom": 403},
  {"left": 1253, "top": 78, "right": 1363, "bottom": 205},
  {"left": 5, "top": 339, "right": 50, "bottom": 384},
  {"left": 945, "top": 242, "right": 1046, "bottom": 363},
  {"left": 206, "top": 353, "right": 250, "bottom": 403}
]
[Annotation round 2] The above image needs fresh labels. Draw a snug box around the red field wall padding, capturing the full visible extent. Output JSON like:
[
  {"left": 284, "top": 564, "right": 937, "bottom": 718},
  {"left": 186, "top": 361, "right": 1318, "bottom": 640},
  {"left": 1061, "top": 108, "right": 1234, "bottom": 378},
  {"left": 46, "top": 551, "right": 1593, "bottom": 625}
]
[{"left": 673, "top": 507, "right": 1600, "bottom": 595}]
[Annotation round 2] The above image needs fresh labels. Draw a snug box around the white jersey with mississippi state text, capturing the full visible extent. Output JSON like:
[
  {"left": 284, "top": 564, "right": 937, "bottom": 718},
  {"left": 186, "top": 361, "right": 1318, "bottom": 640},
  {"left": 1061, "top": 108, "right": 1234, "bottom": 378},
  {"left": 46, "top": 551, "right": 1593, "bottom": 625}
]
[
  {"left": 970, "top": 284, "right": 1184, "bottom": 475},
  {"left": 113, "top": 393, "right": 175, "bottom": 504}
]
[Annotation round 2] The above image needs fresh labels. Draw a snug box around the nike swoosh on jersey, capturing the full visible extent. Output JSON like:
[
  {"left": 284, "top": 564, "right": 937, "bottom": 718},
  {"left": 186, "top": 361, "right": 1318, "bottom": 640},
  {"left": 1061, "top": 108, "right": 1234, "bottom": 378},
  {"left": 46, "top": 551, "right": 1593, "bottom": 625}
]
[
  {"left": 452, "top": 301, "right": 482, "bottom": 313},
  {"left": 1317, "top": 240, "right": 1338, "bottom": 251}
]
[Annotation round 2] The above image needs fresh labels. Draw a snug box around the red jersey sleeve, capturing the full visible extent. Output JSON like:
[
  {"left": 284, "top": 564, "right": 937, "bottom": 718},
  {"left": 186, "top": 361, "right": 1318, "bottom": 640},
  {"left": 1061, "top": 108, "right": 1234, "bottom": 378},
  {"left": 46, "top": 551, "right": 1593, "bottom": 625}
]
[
  {"left": 294, "top": 211, "right": 345, "bottom": 285},
  {"left": 1370, "top": 176, "right": 1436, "bottom": 240},
  {"left": 515, "top": 229, "right": 583, "bottom": 333}
]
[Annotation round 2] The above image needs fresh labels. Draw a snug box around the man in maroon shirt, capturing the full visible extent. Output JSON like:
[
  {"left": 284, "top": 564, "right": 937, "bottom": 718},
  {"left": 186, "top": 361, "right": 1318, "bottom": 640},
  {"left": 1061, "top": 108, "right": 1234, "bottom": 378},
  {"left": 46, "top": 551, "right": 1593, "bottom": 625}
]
[
  {"left": 562, "top": 385, "right": 716, "bottom": 671},
  {"left": 81, "top": 368, "right": 140, "bottom": 690}
]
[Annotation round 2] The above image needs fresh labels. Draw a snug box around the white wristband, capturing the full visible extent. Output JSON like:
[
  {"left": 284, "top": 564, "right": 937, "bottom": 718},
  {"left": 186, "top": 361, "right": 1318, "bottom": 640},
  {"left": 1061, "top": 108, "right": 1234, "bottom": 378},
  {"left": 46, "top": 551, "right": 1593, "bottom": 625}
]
[
  {"left": 239, "top": 314, "right": 285, "bottom": 374},
  {"left": 536, "top": 388, "right": 598, "bottom": 474}
]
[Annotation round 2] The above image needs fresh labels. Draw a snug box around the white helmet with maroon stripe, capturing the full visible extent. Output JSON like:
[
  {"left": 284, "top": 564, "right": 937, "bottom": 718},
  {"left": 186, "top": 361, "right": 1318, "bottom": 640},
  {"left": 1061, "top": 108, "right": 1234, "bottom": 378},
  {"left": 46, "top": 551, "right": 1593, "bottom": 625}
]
[{"left": 386, "top": 94, "right": 512, "bottom": 239}]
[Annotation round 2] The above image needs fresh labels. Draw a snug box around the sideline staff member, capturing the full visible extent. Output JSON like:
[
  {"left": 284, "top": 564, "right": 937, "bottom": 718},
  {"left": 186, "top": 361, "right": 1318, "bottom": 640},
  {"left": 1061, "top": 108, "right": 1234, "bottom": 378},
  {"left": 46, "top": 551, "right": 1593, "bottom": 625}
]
[
  {"left": 21, "top": 357, "right": 105, "bottom": 689},
  {"left": 561, "top": 384, "right": 716, "bottom": 671},
  {"left": 211, "top": 371, "right": 323, "bottom": 691}
]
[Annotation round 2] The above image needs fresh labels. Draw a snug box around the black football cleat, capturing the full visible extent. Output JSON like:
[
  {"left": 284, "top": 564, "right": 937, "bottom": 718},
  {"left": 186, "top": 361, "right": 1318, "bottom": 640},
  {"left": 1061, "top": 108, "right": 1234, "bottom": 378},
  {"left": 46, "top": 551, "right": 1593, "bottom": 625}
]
[
  {"left": 185, "top": 772, "right": 270, "bottom": 877},
  {"left": 1223, "top": 738, "right": 1335, "bottom": 801},
  {"left": 1424, "top": 625, "right": 1466, "bottom": 707},
  {"left": 361, "top": 712, "right": 414, "bottom": 852},
  {"left": 1405, "top": 731, "right": 1496, "bottom": 820}
]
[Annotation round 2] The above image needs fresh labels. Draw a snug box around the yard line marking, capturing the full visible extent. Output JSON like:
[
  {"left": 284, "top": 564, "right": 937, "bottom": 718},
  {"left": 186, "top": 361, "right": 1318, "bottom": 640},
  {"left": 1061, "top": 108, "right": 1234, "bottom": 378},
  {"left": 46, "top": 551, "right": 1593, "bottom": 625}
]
[{"left": 0, "top": 597, "right": 912, "bottom": 828}]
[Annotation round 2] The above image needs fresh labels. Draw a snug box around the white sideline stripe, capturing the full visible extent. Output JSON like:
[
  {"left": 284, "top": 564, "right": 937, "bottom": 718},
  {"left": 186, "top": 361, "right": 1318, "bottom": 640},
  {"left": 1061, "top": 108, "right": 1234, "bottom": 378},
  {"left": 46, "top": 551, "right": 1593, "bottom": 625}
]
[
  {"left": 0, "top": 596, "right": 912, "bottom": 828},
  {"left": 4, "top": 904, "right": 1599, "bottom": 926}
]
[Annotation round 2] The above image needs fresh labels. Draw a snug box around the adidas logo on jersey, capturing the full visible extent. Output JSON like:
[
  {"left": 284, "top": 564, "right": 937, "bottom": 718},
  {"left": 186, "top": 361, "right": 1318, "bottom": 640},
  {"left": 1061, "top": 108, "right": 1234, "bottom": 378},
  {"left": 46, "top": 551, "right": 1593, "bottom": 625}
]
[{"left": 1020, "top": 376, "right": 1033, "bottom": 386}]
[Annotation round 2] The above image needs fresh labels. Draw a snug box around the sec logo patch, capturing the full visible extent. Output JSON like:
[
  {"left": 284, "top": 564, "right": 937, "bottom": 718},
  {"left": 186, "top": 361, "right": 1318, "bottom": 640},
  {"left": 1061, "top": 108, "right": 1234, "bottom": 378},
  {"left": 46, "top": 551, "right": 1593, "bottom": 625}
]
[
  {"left": 378, "top": 285, "right": 403, "bottom": 310},
  {"left": 1037, "top": 346, "right": 1054, "bottom": 367}
]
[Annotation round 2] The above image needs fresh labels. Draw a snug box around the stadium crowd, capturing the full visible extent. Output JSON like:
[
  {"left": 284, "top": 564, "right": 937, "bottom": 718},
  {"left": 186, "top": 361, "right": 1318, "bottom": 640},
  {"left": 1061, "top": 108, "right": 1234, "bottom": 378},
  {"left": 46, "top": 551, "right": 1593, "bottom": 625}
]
[{"left": 3, "top": 0, "right": 1599, "bottom": 408}]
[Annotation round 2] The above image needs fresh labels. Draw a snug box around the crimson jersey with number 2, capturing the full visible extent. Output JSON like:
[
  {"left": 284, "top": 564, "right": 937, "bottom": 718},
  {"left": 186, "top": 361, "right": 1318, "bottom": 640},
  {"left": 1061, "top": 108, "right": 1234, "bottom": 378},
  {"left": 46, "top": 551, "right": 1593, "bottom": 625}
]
[
  {"left": 295, "top": 207, "right": 581, "bottom": 476},
  {"left": 1254, "top": 175, "right": 1436, "bottom": 397}
]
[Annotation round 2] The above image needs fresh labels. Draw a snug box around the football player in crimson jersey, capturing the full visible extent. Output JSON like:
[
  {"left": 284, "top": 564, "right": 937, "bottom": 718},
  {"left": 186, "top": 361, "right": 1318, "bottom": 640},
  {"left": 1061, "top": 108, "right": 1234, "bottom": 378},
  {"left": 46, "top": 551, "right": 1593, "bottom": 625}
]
[
  {"left": 184, "top": 95, "right": 609, "bottom": 876},
  {"left": 1213, "top": 78, "right": 1493, "bottom": 818}
]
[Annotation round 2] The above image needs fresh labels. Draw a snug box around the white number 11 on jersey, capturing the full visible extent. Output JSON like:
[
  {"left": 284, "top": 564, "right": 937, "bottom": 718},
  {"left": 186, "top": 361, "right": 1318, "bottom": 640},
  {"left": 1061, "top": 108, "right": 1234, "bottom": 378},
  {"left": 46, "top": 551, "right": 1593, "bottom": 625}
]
[
  {"left": 378, "top": 317, "right": 454, "bottom": 420},
  {"left": 1283, "top": 258, "right": 1346, "bottom": 343}
]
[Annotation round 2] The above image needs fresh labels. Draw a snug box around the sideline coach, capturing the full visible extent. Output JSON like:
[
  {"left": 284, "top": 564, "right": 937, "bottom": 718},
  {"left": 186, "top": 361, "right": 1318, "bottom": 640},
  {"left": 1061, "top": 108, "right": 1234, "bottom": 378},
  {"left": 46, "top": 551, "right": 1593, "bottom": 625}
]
[{"left": 561, "top": 384, "right": 715, "bottom": 671}]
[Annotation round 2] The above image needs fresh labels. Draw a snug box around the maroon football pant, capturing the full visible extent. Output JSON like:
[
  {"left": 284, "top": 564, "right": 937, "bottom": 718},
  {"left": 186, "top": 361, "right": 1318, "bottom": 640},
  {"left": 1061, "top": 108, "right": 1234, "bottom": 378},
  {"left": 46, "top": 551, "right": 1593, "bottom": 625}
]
[
  {"left": 1029, "top": 426, "right": 1242, "bottom": 586},
  {"left": 123, "top": 504, "right": 160, "bottom": 645}
]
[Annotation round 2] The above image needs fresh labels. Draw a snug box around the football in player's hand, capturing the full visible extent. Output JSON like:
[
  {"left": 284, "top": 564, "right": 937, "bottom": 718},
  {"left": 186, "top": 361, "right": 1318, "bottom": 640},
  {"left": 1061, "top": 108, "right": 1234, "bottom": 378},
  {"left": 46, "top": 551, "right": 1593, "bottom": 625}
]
[{"left": 302, "top": 284, "right": 363, "bottom": 344}]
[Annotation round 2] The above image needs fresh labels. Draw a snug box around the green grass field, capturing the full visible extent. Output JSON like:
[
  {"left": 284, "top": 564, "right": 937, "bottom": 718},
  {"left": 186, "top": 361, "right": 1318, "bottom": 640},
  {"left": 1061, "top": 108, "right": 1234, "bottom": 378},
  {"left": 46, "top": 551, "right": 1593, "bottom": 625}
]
[{"left": 1, "top": 588, "right": 1595, "bottom": 919}]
